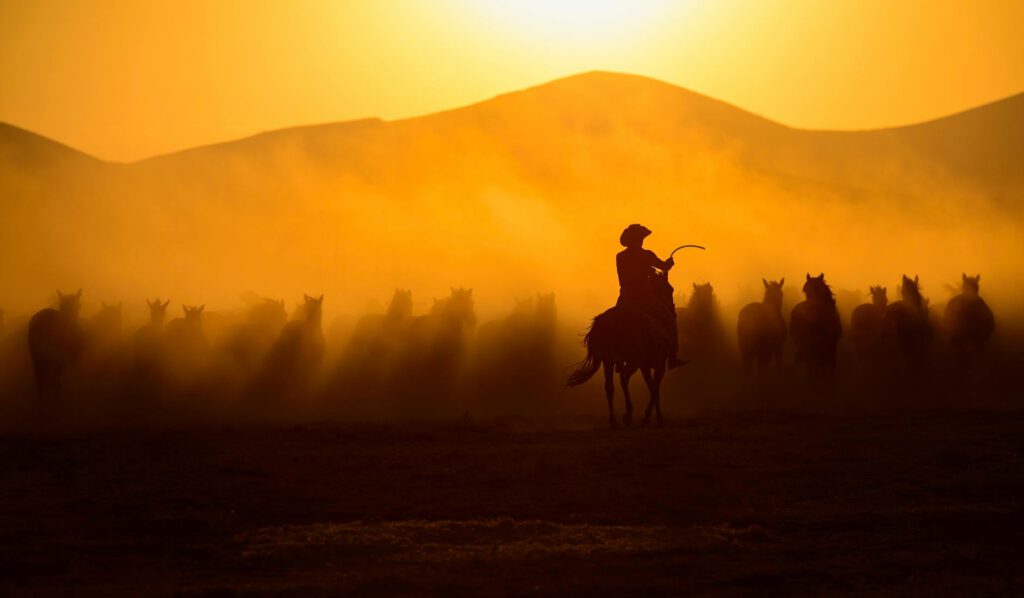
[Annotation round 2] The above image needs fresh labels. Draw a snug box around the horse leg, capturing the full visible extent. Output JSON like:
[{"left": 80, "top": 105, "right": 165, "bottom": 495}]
[
  {"left": 603, "top": 359, "right": 618, "bottom": 429},
  {"left": 620, "top": 367, "right": 635, "bottom": 427},
  {"left": 652, "top": 364, "right": 666, "bottom": 427},
  {"left": 34, "top": 362, "right": 60, "bottom": 422},
  {"left": 640, "top": 367, "right": 655, "bottom": 427}
]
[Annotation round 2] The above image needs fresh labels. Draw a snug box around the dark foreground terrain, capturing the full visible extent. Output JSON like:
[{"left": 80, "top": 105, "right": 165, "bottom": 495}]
[{"left": 1, "top": 411, "right": 1022, "bottom": 595}]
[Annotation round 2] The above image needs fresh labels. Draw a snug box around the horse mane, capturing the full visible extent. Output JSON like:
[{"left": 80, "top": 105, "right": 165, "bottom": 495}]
[
  {"left": 762, "top": 279, "right": 784, "bottom": 306},
  {"left": 961, "top": 274, "right": 980, "bottom": 295},
  {"left": 803, "top": 276, "right": 836, "bottom": 307},
  {"left": 686, "top": 283, "right": 715, "bottom": 310},
  {"left": 901, "top": 276, "right": 923, "bottom": 305}
]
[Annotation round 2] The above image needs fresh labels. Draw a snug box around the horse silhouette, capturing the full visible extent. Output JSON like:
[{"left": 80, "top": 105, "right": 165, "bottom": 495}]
[
  {"left": 737, "top": 278, "right": 786, "bottom": 379},
  {"left": 392, "top": 288, "right": 476, "bottom": 410},
  {"left": 220, "top": 298, "right": 288, "bottom": 375},
  {"left": 79, "top": 302, "right": 127, "bottom": 402},
  {"left": 476, "top": 293, "right": 556, "bottom": 364},
  {"left": 942, "top": 274, "right": 994, "bottom": 364},
  {"left": 883, "top": 275, "right": 933, "bottom": 373},
  {"left": 28, "top": 289, "right": 85, "bottom": 405},
  {"left": 322, "top": 289, "right": 416, "bottom": 416},
  {"left": 473, "top": 293, "right": 558, "bottom": 413},
  {"left": 164, "top": 305, "right": 208, "bottom": 382},
  {"left": 677, "top": 282, "right": 726, "bottom": 362},
  {"left": 569, "top": 271, "right": 674, "bottom": 428},
  {"left": 790, "top": 274, "right": 842, "bottom": 382},
  {"left": 121, "top": 298, "right": 171, "bottom": 409},
  {"left": 349, "top": 289, "right": 413, "bottom": 360},
  {"left": 135, "top": 298, "right": 171, "bottom": 349},
  {"left": 851, "top": 286, "right": 888, "bottom": 364},
  {"left": 246, "top": 294, "right": 325, "bottom": 414}
]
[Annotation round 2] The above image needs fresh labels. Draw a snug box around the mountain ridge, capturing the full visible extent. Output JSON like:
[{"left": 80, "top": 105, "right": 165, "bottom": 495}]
[{"left": 1, "top": 70, "right": 1021, "bottom": 164}]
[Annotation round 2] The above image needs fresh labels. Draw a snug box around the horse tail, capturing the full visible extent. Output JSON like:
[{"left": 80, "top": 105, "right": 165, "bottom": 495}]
[{"left": 567, "top": 320, "right": 603, "bottom": 386}]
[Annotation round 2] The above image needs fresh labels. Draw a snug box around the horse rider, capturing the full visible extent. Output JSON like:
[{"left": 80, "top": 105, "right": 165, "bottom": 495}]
[{"left": 616, "top": 224, "right": 685, "bottom": 369}]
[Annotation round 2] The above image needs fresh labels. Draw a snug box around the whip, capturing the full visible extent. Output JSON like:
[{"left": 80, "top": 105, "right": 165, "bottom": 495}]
[{"left": 668, "top": 244, "right": 706, "bottom": 259}]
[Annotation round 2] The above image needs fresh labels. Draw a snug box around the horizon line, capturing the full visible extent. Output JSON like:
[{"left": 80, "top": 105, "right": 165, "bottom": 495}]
[{"left": 3, "top": 69, "right": 1022, "bottom": 165}]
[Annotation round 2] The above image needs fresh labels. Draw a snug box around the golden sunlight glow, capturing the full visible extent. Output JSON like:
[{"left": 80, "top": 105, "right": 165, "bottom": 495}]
[
  {"left": 2, "top": 1, "right": 1022, "bottom": 161},
  {"left": 467, "top": 0, "right": 675, "bottom": 42}
]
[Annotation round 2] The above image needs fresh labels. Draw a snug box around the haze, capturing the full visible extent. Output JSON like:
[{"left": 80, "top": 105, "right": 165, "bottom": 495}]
[{"left": 2, "top": 72, "right": 1022, "bottom": 331}]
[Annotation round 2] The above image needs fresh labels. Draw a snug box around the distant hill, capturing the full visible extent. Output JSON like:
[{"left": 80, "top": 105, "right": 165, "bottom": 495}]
[
  {"left": 1, "top": 71, "right": 1021, "bottom": 314},
  {"left": 0, "top": 122, "right": 104, "bottom": 172}
]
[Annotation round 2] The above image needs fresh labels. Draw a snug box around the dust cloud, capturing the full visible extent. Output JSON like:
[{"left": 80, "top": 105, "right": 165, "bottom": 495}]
[{"left": 1, "top": 73, "right": 1022, "bottom": 427}]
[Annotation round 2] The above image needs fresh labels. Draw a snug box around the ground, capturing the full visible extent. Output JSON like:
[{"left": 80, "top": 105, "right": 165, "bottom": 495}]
[{"left": 1, "top": 411, "right": 1022, "bottom": 595}]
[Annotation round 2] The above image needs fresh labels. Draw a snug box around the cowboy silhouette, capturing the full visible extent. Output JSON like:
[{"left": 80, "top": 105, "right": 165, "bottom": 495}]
[{"left": 616, "top": 224, "right": 684, "bottom": 369}]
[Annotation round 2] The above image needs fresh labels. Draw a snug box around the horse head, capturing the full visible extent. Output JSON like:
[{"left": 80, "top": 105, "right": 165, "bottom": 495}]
[
  {"left": 386, "top": 289, "right": 413, "bottom": 320},
  {"left": 535, "top": 292, "right": 557, "bottom": 323},
  {"left": 182, "top": 304, "right": 205, "bottom": 325},
  {"left": 147, "top": 298, "right": 171, "bottom": 326},
  {"left": 961, "top": 273, "right": 980, "bottom": 297},
  {"left": 869, "top": 286, "right": 888, "bottom": 308},
  {"left": 300, "top": 294, "right": 324, "bottom": 326},
  {"left": 512, "top": 296, "right": 535, "bottom": 316},
  {"left": 56, "top": 289, "right": 83, "bottom": 318},
  {"left": 432, "top": 287, "right": 475, "bottom": 328},
  {"left": 688, "top": 282, "right": 716, "bottom": 311},
  {"left": 900, "top": 275, "right": 923, "bottom": 305},
  {"left": 762, "top": 278, "right": 784, "bottom": 307},
  {"left": 802, "top": 273, "right": 835, "bottom": 306}
]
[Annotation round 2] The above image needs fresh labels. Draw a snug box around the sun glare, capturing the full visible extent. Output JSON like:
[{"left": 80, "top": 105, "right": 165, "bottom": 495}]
[{"left": 470, "top": 0, "right": 672, "bottom": 42}]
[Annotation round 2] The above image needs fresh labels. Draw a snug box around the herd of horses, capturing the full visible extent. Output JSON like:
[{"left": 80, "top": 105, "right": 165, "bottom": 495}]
[
  {"left": 0, "top": 272, "right": 997, "bottom": 427},
  {"left": 0, "top": 287, "right": 543, "bottom": 423},
  {"left": 569, "top": 273, "right": 995, "bottom": 429},
  {"left": 737, "top": 273, "right": 993, "bottom": 376},
  {"left": 19, "top": 292, "right": 327, "bottom": 417}
]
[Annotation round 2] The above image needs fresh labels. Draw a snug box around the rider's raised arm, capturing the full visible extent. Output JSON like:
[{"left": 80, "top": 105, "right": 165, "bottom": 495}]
[{"left": 645, "top": 249, "right": 673, "bottom": 271}]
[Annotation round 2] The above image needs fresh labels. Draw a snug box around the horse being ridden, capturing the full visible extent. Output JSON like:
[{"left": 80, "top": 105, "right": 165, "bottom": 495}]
[
  {"left": 568, "top": 224, "right": 681, "bottom": 428},
  {"left": 737, "top": 278, "right": 786, "bottom": 379},
  {"left": 28, "top": 289, "right": 85, "bottom": 405}
]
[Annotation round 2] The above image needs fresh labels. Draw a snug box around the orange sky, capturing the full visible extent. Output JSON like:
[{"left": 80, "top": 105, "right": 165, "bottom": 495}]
[{"left": 1, "top": 0, "right": 1022, "bottom": 162}]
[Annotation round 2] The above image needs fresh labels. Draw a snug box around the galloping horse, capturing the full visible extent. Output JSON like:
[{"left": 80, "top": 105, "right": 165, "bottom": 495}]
[{"left": 568, "top": 271, "right": 675, "bottom": 429}]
